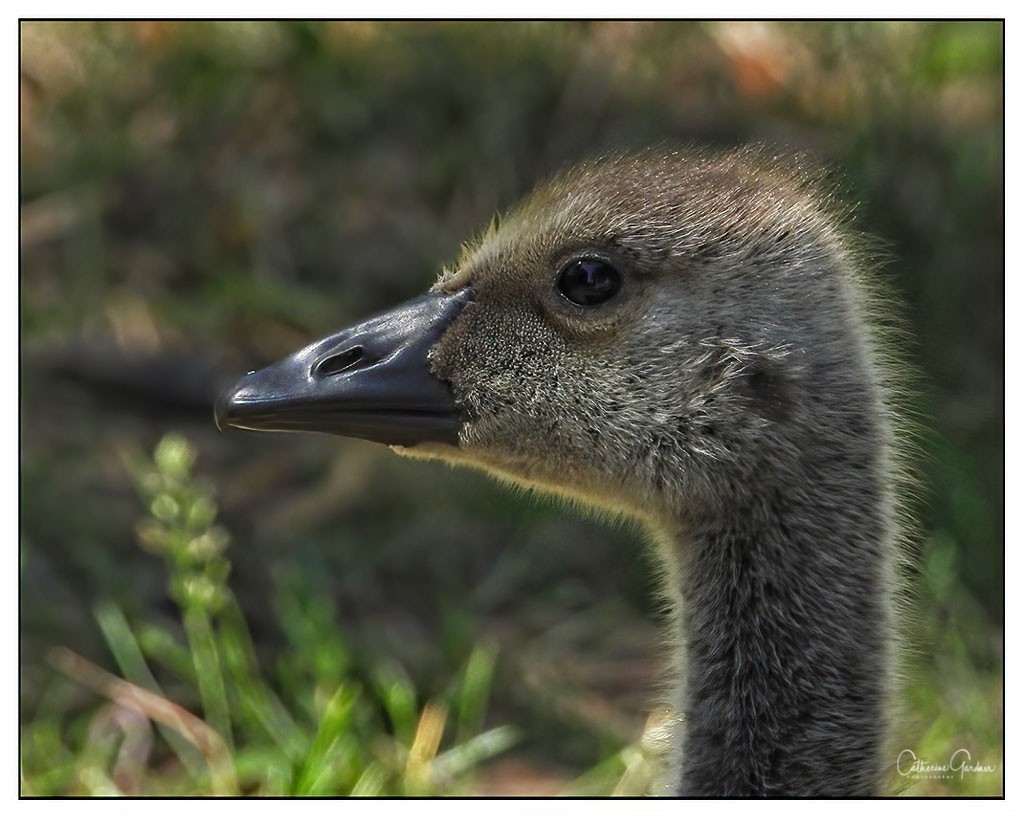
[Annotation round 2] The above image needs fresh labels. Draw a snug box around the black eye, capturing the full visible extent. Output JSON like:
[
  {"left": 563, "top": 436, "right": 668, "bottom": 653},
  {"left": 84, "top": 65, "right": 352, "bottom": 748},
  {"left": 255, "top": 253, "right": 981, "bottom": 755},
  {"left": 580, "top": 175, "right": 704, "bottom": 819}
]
[{"left": 557, "top": 259, "right": 622, "bottom": 306}]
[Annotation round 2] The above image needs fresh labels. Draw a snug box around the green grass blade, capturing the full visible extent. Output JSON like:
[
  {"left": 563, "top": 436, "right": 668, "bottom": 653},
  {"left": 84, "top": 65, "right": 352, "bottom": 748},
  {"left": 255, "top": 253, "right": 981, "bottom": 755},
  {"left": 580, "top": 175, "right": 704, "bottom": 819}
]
[
  {"left": 94, "top": 600, "right": 205, "bottom": 778},
  {"left": 293, "top": 685, "right": 357, "bottom": 795},
  {"left": 183, "top": 607, "right": 233, "bottom": 753},
  {"left": 455, "top": 640, "right": 498, "bottom": 745}
]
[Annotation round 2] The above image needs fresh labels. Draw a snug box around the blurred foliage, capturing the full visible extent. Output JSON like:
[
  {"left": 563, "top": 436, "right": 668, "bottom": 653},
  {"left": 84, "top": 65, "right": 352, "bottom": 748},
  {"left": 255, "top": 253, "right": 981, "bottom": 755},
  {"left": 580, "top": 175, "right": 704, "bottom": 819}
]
[
  {"left": 22, "top": 435, "right": 516, "bottom": 796},
  {"left": 20, "top": 21, "right": 1001, "bottom": 795}
]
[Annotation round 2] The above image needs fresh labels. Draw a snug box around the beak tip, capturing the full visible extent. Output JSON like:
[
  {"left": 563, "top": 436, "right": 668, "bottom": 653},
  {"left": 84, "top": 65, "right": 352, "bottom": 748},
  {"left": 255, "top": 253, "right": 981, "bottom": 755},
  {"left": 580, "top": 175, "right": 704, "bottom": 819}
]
[{"left": 214, "top": 384, "right": 237, "bottom": 431}]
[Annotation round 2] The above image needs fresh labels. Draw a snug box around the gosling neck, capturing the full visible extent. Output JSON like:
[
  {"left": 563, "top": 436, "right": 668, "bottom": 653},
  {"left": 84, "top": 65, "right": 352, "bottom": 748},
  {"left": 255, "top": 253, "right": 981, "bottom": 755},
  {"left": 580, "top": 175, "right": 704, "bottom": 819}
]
[{"left": 663, "top": 436, "right": 895, "bottom": 796}]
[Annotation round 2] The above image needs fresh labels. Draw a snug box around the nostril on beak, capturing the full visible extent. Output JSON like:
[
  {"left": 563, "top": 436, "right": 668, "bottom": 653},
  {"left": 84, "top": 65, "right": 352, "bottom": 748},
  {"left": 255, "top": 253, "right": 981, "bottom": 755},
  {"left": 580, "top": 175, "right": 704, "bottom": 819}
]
[{"left": 313, "top": 345, "right": 366, "bottom": 378}]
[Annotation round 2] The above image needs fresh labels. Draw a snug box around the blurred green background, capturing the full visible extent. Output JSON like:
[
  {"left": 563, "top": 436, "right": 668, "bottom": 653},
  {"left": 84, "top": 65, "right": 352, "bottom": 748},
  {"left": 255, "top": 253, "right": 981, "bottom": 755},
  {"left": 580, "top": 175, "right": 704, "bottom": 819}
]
[{"left": 20, "top": 21, "right": 1002, "bottom": 796}]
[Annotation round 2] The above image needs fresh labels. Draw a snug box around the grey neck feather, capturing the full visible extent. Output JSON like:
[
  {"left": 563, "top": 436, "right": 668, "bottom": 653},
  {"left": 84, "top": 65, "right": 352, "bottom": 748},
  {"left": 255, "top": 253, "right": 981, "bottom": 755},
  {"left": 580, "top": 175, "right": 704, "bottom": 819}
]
[{"left": 664, "top": 414, "right": 892, "bottom": 796}]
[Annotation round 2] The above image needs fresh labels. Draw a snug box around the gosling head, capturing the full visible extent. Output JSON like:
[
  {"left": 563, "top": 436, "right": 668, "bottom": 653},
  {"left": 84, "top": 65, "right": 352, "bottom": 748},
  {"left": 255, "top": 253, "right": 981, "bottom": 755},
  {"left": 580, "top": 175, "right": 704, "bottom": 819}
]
[{"left": 218, "top": 149, "right": 862, "bottom": 528}]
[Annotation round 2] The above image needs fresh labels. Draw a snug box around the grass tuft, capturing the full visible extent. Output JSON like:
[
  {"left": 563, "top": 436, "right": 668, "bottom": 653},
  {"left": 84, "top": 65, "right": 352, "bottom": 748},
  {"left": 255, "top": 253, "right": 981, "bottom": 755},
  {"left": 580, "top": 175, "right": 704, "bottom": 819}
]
[{"left": 21, "top": 433, "right": 517, "bottom": 796}]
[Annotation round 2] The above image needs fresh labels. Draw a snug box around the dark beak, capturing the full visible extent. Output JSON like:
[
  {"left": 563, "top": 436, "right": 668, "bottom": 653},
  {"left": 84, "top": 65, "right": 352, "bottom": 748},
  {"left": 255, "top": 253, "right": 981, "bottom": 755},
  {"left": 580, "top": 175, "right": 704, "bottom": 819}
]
[{"left": 215, "top": 288, "right": 473, "bottom": 447}]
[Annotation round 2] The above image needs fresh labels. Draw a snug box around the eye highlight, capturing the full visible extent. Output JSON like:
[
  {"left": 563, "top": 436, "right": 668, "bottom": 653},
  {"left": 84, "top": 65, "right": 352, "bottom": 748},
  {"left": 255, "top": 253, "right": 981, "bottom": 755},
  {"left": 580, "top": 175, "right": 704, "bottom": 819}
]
[{"left": 556, "top": 259, "right": 622, "bottom": 306}]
